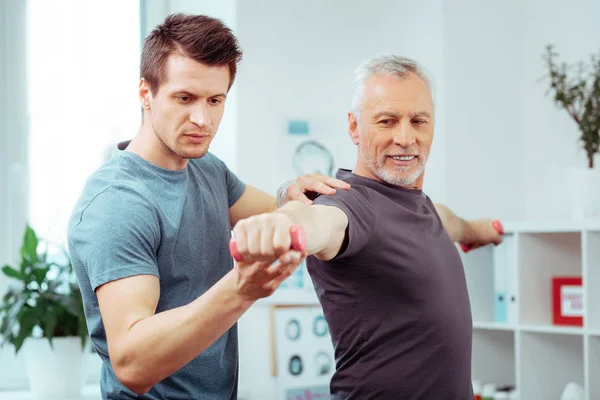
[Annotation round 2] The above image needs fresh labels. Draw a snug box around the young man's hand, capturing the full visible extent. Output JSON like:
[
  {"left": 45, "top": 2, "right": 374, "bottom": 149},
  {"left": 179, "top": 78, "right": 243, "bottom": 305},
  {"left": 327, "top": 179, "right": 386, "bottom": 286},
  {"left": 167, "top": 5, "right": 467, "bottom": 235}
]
[
  {"left": 232, "top": 251, "right": 304, "bottom": 300},
  {"left": 230, "top": 212, "right": 307, "bottom": 300},
  {"left": 278, "top": 173, "right": 350, "bottom": 206}
]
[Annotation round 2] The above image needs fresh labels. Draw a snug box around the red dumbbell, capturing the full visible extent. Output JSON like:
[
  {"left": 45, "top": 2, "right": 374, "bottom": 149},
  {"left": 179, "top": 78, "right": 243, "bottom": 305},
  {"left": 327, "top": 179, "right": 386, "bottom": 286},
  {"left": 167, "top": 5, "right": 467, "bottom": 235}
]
[
  {"left": 460, "top": 219, "right": 504, "bottom": 253},
  {"left": 229, "top": 225, "right": 307, "bottom": 262}
]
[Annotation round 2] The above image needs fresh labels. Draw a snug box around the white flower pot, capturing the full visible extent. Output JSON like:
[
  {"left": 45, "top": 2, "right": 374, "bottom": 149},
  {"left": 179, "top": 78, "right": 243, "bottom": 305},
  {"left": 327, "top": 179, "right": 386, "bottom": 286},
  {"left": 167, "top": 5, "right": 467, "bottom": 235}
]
[
  {"left": 23, "top": 337, "right": 88, "bottom": 400},
  {"left": 566, "top": 167, "right": 600, "bottom": 219}
]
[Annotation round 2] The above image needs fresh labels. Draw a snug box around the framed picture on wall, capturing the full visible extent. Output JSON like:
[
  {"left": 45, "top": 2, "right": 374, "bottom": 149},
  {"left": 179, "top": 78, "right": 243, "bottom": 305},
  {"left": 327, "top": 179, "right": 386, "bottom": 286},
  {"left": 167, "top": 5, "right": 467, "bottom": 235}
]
[{"left": 270, "top": 305, "right": 335, "bottom": 400}]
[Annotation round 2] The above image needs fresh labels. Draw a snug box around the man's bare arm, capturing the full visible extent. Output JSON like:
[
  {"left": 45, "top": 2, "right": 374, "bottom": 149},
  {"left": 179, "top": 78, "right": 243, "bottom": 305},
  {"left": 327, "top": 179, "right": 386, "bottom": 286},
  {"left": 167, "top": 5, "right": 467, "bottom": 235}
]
[
  {"left": 433, "top": 203, "right": 471, "bottom": 242},
  {"left": 96, "top": 272, "right": 252, "bottom": 394},
  {"left": 434, "top": 203, "right": 503, "bottom": 249},
  {"left": 274, "top": 200, "right": 348, "bottom": 261},
  {"left": 96, "top": 251, "right": 302, "bottom": 394}
]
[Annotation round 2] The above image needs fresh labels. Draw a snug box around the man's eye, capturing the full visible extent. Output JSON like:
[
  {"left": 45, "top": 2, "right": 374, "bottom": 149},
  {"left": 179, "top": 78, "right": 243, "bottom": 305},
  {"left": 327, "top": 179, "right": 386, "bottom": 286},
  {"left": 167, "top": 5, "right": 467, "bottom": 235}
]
[
  {"left": 210, "top": 98, "right": 222, "bottom": 105},
  {"left": 412, "top": 119, "right": 426, "bottom": 125},
  {"left": 379, "top": 119, "right": 393, "bottom": 126},
  {"left": 177, "top": 96, "right": 190, "bottom": 103}
]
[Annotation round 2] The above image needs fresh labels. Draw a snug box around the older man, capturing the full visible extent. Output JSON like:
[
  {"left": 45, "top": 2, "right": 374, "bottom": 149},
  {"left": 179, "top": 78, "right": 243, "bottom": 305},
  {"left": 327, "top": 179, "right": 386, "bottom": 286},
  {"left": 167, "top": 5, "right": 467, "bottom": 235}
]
[{"left": 232, "top": 55, "right": 503, "bottom": 400}]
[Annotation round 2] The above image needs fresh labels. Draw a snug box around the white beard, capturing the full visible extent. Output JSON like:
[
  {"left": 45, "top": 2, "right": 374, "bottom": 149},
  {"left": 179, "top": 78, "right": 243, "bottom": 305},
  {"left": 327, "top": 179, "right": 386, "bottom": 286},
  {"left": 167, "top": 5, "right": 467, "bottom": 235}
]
[{"left": 363, "top": 150, "right": 427, "bottom": 187}]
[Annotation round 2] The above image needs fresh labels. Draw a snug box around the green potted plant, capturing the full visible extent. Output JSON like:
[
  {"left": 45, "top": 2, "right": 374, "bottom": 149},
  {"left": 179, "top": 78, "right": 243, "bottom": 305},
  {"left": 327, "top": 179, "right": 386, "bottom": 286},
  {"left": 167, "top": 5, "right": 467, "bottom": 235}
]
[
  {"left": 0, "top": 224, "right": 89, "bottom": 399},
  {"left": 542, "top": 44, "right": 600, "bottom": 218}
]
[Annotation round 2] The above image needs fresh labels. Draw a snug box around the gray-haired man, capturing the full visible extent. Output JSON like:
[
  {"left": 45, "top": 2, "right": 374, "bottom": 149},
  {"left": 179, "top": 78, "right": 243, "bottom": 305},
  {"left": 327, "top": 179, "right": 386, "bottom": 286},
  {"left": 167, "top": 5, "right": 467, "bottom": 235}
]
[{"left": 231, "top": 55, "right": 503, "bottom": 399}]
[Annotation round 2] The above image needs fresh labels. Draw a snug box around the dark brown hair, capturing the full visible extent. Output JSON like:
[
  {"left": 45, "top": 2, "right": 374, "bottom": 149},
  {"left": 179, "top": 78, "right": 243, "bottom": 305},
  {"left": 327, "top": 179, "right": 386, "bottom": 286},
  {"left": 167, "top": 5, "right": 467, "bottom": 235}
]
[{"left": 141, "top": 13, "right": 243, "bottom": 94}]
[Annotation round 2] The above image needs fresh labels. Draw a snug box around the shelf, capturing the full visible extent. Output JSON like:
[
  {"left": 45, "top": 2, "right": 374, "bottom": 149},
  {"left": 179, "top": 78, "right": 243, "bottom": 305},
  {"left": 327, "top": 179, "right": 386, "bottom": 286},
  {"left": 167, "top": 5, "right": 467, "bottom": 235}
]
[
  {"left": 589, "top": 336, "right": 600, "bottom": 399},
  {"left": 519, "top": 324, "right": 584, "bottom": 335},
  {"left": 464, "top": 221, "right": 599, "bottom": 398},
  {"left": 519, "top": 331, "right": 583, "bottom": 399},
  {"left": 461, "top": 244, "right": 495, "bottom": 322},
  {"left": 519, "top": 232, "right": 581, "bottom": 326},
  {"left": 503, "top": 219, "right": 600, "bottom": 233},
  {"left": 472, "top": 330, "right": 515, "bottom": 387},
  {"left": 585, "top": 231, "right": 600, "bottom": 332},
  {"left": 473, "top": 321, "right": 515, "bottom": 331}
]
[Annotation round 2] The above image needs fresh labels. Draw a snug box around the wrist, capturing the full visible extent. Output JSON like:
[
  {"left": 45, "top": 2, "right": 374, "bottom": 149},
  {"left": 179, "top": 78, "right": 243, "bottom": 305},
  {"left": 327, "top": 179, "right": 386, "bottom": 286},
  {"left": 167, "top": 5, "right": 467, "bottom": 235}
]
[
  {"left": 460, "top": 220, "right": 476, "bottom": 244},
  {"left": 276, "top": 179, "right": 295, "bottom": 208},
  {"left": 222, "top": 270, "right": 256, "bottom": 310}
]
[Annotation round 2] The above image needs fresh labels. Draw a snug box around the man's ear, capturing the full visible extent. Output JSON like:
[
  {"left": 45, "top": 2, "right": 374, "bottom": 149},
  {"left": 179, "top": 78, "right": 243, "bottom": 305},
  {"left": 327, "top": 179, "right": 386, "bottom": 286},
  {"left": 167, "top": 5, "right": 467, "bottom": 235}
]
[
  {"left": 348, "top": 112, "right": 360, "bottom": 145},
  {"left": 139, "top": 78, "right": 152, "bottom": 110}
]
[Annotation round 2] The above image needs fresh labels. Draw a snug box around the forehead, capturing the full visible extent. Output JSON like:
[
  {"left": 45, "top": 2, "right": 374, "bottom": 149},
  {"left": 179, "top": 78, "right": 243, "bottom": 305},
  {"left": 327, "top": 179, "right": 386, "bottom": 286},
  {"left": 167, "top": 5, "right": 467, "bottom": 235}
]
[
  {"left": 362, "top": 73, "right": 434, "bottom": 115},
  {"left": 161, "top": 53, "right": 230, "bottom": 94}
]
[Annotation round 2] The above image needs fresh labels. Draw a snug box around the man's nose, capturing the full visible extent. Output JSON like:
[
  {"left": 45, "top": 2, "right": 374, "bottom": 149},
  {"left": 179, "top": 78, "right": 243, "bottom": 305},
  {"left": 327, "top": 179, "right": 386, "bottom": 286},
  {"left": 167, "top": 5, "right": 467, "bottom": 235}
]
[
  {"left": 190, "top": 104, "right": 210, "bottom": 127},
  {"left": 392, "top": 122, "right": 416, "bottom": 147}
]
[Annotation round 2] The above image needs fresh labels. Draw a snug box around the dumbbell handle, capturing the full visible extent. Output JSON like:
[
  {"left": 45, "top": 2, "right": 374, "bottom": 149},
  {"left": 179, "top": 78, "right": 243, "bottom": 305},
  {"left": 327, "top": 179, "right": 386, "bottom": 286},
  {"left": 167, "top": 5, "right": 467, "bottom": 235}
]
[
  {"left": 229, "top": 225, "right": 307, "bottom": 262},
  {"left": 460, "top": 220, "right": 504, "bottom": 253}
]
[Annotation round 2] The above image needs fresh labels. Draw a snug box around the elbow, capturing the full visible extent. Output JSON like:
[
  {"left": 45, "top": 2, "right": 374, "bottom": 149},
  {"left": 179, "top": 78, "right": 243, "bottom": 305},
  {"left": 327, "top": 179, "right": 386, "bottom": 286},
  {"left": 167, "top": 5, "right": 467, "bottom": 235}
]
[{"left": 112, "top": 355, "right": 154, "bottom": 394}]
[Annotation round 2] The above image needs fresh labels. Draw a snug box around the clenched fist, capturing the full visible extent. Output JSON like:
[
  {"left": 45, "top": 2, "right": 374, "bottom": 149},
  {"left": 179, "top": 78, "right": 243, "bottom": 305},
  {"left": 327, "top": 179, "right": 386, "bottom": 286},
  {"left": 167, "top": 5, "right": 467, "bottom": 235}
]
[{"left": 230, "top": 213, "right": 307, "bottom": 301}]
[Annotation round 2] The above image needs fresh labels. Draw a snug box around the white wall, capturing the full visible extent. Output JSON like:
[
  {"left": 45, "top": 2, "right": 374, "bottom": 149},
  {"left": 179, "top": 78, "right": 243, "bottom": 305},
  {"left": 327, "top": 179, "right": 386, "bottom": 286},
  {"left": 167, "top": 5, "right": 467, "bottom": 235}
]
[
  {"left": 0, "top": 0, "right": 30, "bottom": 390},
  {"left": 443, "top": 0, "right": 527, "bottom": 220},
  {"left": 444, "top": 0, "right": 600, "bottom": 220},
  {"left": 520, "top": 0, "right": 600, "bottom": 219}
]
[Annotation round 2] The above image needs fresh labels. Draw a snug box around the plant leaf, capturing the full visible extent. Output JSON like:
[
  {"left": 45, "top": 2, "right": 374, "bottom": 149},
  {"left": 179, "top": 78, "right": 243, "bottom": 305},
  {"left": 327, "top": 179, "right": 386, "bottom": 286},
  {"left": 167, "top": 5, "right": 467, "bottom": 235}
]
[
  {"left": 1, "top": 265, "right": 24, "bottom": 281},
  {"left": 47, "top": 280, "right": 61, "bottom": 293},
  {"left": 13, "top": 308, "right": 37, "bottom": 354},
  {"left": 43, "top": 307, "right": 57, "bottom": 341},
  {"left": 51, "top": 294, "right": 80, "bottom": 317},
  {"left": 31, "top": 266, "right": 49, "bottom": 286},
  {"left": 21, "top": 225, "right": 39, "bottom": 264},
  {"left": 0, "top": 295, "right": 27, "bottom": 337}
]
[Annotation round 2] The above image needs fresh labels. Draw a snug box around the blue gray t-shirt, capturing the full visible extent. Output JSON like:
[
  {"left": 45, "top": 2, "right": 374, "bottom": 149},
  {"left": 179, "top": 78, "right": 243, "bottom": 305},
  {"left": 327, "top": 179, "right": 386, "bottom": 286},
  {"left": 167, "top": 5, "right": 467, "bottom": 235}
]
[{"left": 67, "top": 150, "right": 246, "bottom": 399}]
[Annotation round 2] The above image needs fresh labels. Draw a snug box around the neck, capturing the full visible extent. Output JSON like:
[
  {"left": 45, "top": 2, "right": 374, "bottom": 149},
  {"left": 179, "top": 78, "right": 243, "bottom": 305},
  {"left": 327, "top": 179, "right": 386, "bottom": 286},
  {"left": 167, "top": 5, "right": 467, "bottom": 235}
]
[{"left": 127, "top": 117, "right": 188, "bottom": 171}]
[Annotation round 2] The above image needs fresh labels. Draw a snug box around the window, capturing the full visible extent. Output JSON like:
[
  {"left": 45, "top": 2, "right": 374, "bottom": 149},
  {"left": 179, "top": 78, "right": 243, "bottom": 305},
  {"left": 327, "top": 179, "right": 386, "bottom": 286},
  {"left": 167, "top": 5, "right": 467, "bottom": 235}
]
[
  {"left": 0, "top": 0, "right": 141, "bottom": 391},
  {"left": 27, "top": 0, "right": 141, "bottom": 246}
]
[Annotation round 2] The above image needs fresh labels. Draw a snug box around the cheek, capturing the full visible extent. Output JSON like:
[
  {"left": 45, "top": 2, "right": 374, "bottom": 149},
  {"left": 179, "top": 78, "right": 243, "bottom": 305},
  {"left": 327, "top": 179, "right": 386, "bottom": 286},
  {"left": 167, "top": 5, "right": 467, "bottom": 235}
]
[
  {"left": 365, "top": 129, "right": 389, "bottom": 151},
  {"left": 210, "top": 107, "right": 225, "bottom": 124}
]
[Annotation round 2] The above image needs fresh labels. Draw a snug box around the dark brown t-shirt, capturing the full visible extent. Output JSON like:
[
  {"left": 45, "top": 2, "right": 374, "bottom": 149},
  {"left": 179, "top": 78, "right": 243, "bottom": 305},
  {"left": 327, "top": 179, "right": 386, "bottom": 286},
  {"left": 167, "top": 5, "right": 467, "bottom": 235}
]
[{"left": 307, "top": 169, "right": 473, "bottom": 400}]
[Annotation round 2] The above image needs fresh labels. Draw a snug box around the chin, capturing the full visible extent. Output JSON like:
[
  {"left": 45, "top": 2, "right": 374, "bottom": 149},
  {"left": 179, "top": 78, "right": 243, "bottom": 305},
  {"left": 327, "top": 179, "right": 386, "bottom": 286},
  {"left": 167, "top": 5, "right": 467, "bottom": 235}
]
[
  {"left": 176, "top": 145, "right": 210, "bottom": 160},
  {"left": 378, "top": 168, "right": 423, "bottom": 187}
]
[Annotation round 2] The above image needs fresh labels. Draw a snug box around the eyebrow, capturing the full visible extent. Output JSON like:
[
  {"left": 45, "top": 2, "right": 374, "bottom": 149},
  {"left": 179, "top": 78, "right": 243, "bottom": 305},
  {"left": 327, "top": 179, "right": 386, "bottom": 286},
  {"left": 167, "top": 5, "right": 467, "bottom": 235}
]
[
  {"left": 372, "top": 110, "right": 432, "bottom": 120},
  {"left": 172, "top": 89, "right": 227, "bottom": 98}
]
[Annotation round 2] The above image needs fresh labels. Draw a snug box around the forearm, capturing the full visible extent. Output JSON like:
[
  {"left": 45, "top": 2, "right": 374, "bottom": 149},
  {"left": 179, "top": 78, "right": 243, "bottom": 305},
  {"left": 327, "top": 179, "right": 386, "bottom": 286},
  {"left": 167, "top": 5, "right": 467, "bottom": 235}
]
[
  {"left": 114, "top": 271, "right": 252, "bottom": 393},
  {"left": 434, "top": 203, "right": 473, "bottom": 243},
  {"left": 276, "top": 200, "right": 347, "bottom": 260}
]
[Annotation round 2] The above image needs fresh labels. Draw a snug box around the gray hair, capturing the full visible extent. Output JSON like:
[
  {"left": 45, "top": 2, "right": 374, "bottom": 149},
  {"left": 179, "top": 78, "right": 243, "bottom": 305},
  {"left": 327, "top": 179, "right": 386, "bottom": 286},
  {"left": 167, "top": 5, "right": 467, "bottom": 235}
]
[{"left": 350, "top": 54, "right": 436, "bottom": 121}]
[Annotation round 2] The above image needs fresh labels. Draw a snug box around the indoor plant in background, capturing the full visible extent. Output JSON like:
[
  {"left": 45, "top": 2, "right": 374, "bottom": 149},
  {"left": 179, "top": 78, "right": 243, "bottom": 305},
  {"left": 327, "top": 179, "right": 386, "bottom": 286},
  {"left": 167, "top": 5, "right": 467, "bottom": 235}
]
[
  {"left": 542, "top": 44, "right": 600, "bottom": 219},
  {"left": 0, "top": 224, "right": 89, "bottom": 399}
]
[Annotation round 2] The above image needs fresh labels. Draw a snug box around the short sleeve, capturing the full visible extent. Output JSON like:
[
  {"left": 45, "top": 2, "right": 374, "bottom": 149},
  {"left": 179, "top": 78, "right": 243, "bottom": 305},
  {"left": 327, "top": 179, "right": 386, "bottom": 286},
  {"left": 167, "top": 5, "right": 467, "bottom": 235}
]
[
  {"left": 211, "top": 154, "right": 246, "bottom": 207},
  {"left": 313, "top": 186, "right": 376, "bottom": 260},
  {"left": 68, "top": 186, "right": 160, "bottom": 291}
]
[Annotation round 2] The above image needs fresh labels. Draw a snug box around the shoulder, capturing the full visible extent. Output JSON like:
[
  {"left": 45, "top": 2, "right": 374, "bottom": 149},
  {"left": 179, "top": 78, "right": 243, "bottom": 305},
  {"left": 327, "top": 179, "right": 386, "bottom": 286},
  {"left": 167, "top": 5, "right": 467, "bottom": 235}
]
[
  {"left": 69, "top": 157, "right": 159, "bottom": 233},
  {"left": 71, "top": 184, "right": 156, "bottom": 230},
  {"left": 313, "top": 185, "right": 373, "bottom": 209}
]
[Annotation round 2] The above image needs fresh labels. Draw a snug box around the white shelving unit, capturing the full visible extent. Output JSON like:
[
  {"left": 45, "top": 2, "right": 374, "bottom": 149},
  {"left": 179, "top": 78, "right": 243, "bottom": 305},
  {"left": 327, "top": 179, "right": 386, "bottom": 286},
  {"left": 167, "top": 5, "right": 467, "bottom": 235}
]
[{"left": 462, "top": 220, "right": 600, "bottom": 399}]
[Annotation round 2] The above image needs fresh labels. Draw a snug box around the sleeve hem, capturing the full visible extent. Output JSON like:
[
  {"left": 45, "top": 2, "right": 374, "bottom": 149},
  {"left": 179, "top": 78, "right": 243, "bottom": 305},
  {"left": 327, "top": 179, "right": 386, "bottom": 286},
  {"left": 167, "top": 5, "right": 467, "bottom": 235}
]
[{"left": 90, "top": 266, "right": 160, "bottom": 292}]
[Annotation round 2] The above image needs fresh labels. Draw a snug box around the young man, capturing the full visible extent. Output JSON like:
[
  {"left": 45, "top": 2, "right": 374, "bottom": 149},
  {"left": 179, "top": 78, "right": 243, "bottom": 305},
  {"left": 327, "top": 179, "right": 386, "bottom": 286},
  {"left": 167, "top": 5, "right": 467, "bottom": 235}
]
[
  {"left": 231, "top": 55, "right": 504, "bottom": 399},
  {"left": 67, "top": 14, "right": 347, "bottom": 399}
]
